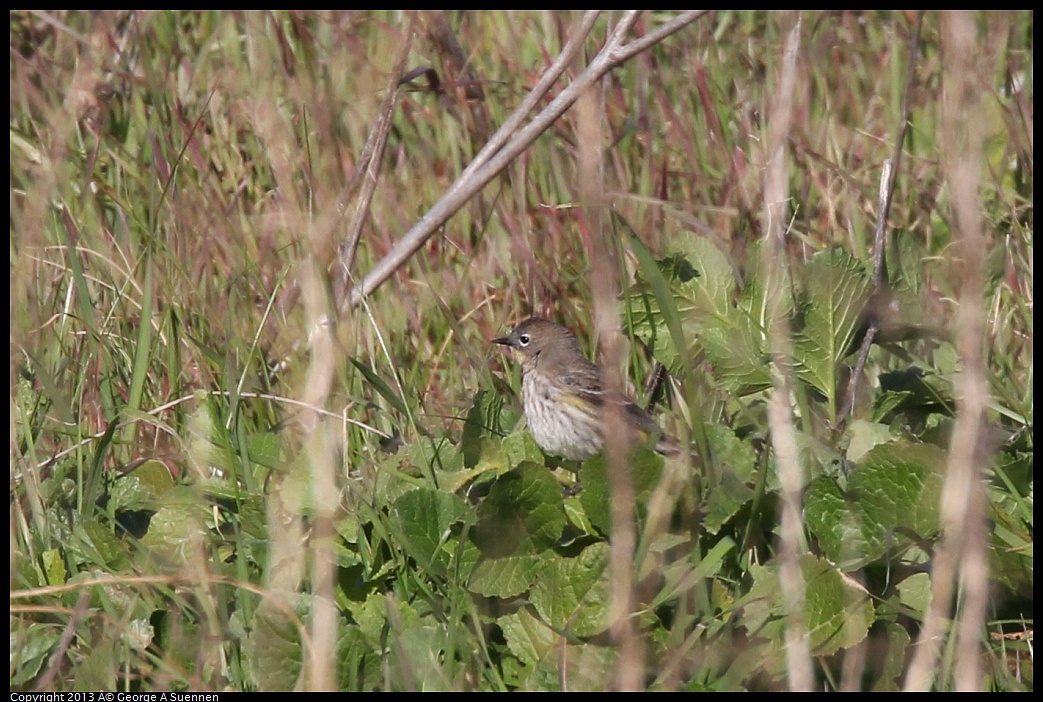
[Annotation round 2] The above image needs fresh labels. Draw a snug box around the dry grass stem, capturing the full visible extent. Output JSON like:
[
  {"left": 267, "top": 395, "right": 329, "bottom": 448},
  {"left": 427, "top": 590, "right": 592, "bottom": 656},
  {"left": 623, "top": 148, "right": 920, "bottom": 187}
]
[
  {"left": 904, "top": 10, "right": 991, "bottom": 692},
  {"left": 761, "top": 13, "right": 815, "bottom": 692}
]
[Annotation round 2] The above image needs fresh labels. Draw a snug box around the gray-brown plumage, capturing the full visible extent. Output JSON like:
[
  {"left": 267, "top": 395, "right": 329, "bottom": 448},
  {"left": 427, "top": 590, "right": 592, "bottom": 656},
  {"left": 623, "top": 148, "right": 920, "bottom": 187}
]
[{"left": 494, "top": 318, "right": 683, "bottom": 460}]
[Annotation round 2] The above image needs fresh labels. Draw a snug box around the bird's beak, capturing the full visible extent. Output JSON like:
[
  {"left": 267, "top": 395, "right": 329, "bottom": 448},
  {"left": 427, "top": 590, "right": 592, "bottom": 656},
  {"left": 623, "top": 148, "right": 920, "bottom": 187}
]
[{"left": 493, "top": 335, "right": 513, "bottom": 348}]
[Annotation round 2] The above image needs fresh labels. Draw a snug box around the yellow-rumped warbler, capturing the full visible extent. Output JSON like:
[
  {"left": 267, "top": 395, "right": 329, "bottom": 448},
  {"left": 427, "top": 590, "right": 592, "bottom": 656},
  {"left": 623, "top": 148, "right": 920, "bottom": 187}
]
[{"left": 494, "top": 318, "right": 683, "bottom": 461}]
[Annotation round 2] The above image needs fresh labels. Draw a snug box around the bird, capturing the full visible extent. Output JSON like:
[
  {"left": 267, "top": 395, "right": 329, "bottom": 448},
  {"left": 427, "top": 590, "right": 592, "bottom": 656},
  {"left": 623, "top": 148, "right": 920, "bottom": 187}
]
[{"left": 493, "top": 317, "right": 685, "bottom": 461}]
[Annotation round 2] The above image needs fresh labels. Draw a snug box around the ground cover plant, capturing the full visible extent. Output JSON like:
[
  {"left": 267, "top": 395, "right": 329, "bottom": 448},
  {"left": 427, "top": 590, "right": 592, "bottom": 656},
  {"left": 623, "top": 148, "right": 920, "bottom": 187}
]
[{"left": 10, "top": 10, "right": 1032, "bottom": 691}]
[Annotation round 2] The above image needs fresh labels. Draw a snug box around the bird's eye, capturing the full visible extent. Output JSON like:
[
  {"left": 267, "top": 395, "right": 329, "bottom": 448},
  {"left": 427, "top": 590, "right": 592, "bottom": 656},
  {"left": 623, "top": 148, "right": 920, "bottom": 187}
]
[{"left": 518, "top": 334, "right": 530, "bottom": 346}]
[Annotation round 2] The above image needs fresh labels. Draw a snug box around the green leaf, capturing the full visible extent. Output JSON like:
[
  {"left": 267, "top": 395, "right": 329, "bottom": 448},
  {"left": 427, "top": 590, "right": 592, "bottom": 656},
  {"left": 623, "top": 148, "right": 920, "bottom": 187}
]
[
  {"left": 895, "top": 571, "right": 932, "bottom": 618},
  {"left": 108, "top": 474, "right": 154, "bottom": 512},
  {"left": 653, "top": 536, "right": 735, "bottom": 608},
  {"left": 805, "top": 476, "right": 863, "bottom": 566},
  {"left": 69, "top": 521, "right": 128, "bottom": 570},
  {"left": 742, "top": 555, "right": 875, "bottom": 658},
  {"left": 126, "top": 262, "right": 154, "bottom": 417},
  {"left": 467, "top": 553, "right": 542, "bottom": 598},
  {"left": 872, "top": 390, "right": 914, "bottom": 423},
  {"left": 851, "top": 442, "right": 944, "bottom": 553},
  {"left": 793, "top": 249, "right": 873, "bottom": 421},
  {"left": 806, "top": 441, "right": 944, "bottom": 568},
  {"left": 438, "top": 390, "right": 523, "bottom": 491},
  {"left": 42, "top": 548, "right": 67, "bottom": 586},
  {"left": 339, "top": 624, "right": 381, "bottom": 692},
  {"left": 578, "top": 448, "right": 664, "bottom": 535},
  {"left": 869, "top": 621, "right": 913, "bottom": 691},
  {"left": 624, "top": 235, "right": 778, "bottom": 396},
  {"left": 246, "top": 431, "right": 282, "bottom": 470},
  {"left": 461, "top": 389, "right": 504, "bottom": 468},
  {"left": 349, "top": 592, "right": 396, "bottom": 647},
  {"left": 499, "top": 607, "right": 559, "bottom": 666},
  {"left": 390, "top": 488, "right": 467, "bottom": 574},
  {"left": 625, "top": 224, "right": 688, "bottom": 368},
  {"left": 800, "top": 556, "right": 875, "bottom": 656},
  {"left": 139, "top": 488, "right": 211, "bottom": 570},
  {"left": 702, "top": 471, "right": 756, "bottom": 536},
  {"left": 472, "top": 462, "right": 566, "bottom": 558},
  {"left": 127, "top": 459, "right": 177, "bottom": 498},
  {"left": 390, "top": 618, "right": 451, "bottom": 691},
  {"left": 350, "top": 357, "right": 409, "bottom": 417},
  {"left": 846, "top": 419, "right": 894, "bottom": 463},
  {"left": 247, "top": 595, "right": 306, "bottom": 691},
  {"left": 83, "top": 417, "right": 119, "bottom": 515},
  {"left": 530, "top": 543, "right": 610, "bottom": 637},
  {"left": 877, "top": 367, "right": 957, "bottom": 422},
  {"left": 702, "top": 424, "right": 758, "bottom": 534},
  {"left": 702, "top": 270, "right": 776, "bottom": 396},
  {"left": 9, "top": 622, "right": 64, "bottom": 686}
]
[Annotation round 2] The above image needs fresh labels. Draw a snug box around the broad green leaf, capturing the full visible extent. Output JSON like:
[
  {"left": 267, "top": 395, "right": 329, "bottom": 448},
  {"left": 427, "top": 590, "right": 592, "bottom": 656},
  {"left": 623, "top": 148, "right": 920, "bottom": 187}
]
[
  {"left": 530, "top": 543, "right": 610, "bottom": 638},
  {"left": 70, "top": 521, "right": 128, "bottom": 571},
  {"left": 872, "top": 389, "right": 914, "bottom": 423},
  {"left": 500, "top": 607, "right": 559, "bottom": 666},
  {"left": 390, "top": 488, "right": 466, "bottom": 574},
  {"left": 895, "top": 571, "right": 933, "bottom": 618},
  {"left": 42, "top": 548, "right": 67, "bottom": 586},
  {"left": 9, "top": 622, "right": 63, "bottom": 686},
  {"left": 467, "top": 553, "right": 542, "bottom": 598},
  {"left": 793, "top": 249, "right": 873, "bottom": 421},
  {"left": 108, "top": 474, "right": 154, "bottom": 512},
  {"left": 340, "top": 624, "right": 381, "bottom": 692},
  {"left": 702, "top": 274, "right": 776, "bottom": 396},
  {"left": 246, "top": 431, "right": 282, "bottom": 470},
  {"left": 702, "top": 470, "right": 755, "bottom": 536},
  {"left": 473, "top": 462, "right": 565, "bottom": 557},
  {"left": 800, "top": 556, "right": 875, "bottom": 656},
  {"left": 807, "top": 441, "right": 944, "bottom": 568},
  {"left": 851, "top": 442, "right": 944, "bottom": 553},
  {"left": 461, "top": 390, "right": 504, "bottom": 466},
  {"left": 139, "top": 488, "right": 211, "bottom": 570},
  {"left": 625, "top": 235, "right": 776, "bottom": 396},
  {"left": 127, "top": 459, "right": 177, "bottom": 498},
  {"left": 514, "top": 635, "right": 619, "bottom": 692},
  {"left": 805, "top": 476, "right": 865, "bottom": 566},
  {"left": 579, "top": 448, "right": 664, "bottom": 535},
  {"left": 390, "top": 620, "right": 450, "bottom": 691},
  {"left": 702, "top": 424, "right": 758, "bottom": 534},
  {"left": 247, "top": 595, "right": 306, "bottom": 691},
  {"left": 349, "top": 592, "right": 398, "bottom": 647},
  {"left": 870, "top": 621, "right": 913, "bottom": 691},
  {"left": 742, "top": 555, "right": 875, "bottom": 658},
  {"left": 846, "top": 419, "right": 894, "bottom": 463}
]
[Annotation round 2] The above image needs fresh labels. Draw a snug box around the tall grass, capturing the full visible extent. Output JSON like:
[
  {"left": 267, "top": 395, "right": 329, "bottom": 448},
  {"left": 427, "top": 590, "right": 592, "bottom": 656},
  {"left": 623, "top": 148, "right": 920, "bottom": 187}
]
[{"left": 11, "top": 10, "right": 1032, "bottom": 691}]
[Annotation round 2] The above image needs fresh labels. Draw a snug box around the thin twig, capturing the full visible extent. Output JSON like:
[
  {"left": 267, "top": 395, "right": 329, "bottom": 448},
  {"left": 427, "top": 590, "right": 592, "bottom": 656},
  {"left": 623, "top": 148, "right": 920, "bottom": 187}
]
[{"left": 610, "top": 10, "right": 712, "bottom": 63}]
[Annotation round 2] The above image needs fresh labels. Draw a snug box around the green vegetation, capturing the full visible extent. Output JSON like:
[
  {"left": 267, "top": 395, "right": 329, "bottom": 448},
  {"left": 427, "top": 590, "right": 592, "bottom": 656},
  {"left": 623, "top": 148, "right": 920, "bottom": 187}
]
[{"left": 10, "top": 11, "right": 1032, "bottom": 691}]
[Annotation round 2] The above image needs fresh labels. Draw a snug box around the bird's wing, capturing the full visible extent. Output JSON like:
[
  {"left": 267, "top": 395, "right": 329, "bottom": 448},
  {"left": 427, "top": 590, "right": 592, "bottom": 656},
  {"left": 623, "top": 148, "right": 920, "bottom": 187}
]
[
  {"left": 558, "top": 362, "right": 605, "bottom": 404},
  {"left": 559, "top": 363, "right": 662, "bottom": 435},
  {"left": 624, "top": 398, "right": 664, "bottom": 435}
]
